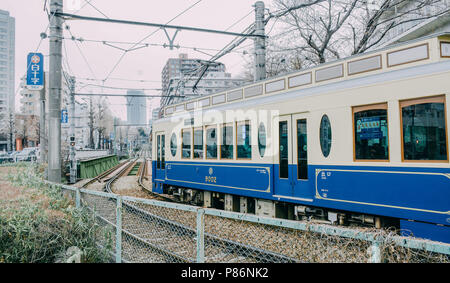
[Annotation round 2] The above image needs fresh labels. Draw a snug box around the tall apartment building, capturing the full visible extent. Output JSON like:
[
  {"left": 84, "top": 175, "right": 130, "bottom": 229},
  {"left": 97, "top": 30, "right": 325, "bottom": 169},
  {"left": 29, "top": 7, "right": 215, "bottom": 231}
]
[
  {"left": 19, "top": 75, "right": 40, "bottom": 115},
  {"left": 126, "top": 90, "right": 147, "bottom": 126},
  {"left": 0, "top": 10, "right": 15, "bottom": 151},
  {"left": 160, "top": 53, "right": 245, "bottom": 107}
]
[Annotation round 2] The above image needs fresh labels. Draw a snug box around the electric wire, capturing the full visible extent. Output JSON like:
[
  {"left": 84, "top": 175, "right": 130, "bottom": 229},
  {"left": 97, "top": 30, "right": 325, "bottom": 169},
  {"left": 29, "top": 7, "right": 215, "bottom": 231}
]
[{"left": 102, "top": 0, "right": 204, "bottom": 83}]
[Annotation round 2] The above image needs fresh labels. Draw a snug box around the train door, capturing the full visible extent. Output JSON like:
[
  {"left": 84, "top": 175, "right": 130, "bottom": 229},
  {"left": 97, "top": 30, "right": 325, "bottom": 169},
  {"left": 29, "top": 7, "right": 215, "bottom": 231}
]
[
  {"left": 155, "top": 132, "right": 166, "bottom": 180},
  {"left": 275, "top": 114, "right": 312, "bottom": 201}
]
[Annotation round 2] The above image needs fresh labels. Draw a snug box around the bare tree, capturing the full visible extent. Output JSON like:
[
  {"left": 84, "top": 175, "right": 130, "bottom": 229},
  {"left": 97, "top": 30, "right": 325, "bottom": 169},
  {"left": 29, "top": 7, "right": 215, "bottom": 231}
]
[
  {"left": 254, "top": 0, "right": 449, "bottom": 78},
  {"left": 274, "top": 0, "right": 360, "bottom": 64},
  {"left": 0, "top": 111, "right": 15, "bottom": 151},
  {"left": 0, "top": 111, "right": 16, "bottom": 151},
  {"left": 88, "top": 98, "right": 95, "bottom": 148},
  {"left": 349, "top": 0, "right": 450, "bottom": 54}
]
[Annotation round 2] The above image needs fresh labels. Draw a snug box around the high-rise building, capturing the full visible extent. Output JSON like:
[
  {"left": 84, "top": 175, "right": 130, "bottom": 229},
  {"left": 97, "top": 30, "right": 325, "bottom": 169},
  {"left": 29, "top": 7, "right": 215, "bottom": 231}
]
[
  {"left": 19, "top": 75, "right": 40, "bottom": 116},
  {"left": 0, "top": 10, "right": 15, "bottom": 151},
  {"left": 160, "top": 53, "right": 245, "bottom": 107},
  {"left": 126, "top": 90, "right": 147, "bottom": 126}
]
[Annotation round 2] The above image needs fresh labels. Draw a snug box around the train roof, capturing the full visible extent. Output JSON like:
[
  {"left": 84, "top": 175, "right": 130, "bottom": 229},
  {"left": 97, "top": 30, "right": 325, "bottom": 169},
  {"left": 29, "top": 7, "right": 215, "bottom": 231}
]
[{"left": 159, "top": 32, "right": 450, "bottom": 121}]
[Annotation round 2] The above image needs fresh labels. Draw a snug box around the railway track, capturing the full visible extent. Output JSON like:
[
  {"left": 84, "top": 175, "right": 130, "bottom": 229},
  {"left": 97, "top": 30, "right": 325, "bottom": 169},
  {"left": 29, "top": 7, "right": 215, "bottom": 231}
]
[{"left": 80, "top": 155, "right": 298, "bottom": 263}]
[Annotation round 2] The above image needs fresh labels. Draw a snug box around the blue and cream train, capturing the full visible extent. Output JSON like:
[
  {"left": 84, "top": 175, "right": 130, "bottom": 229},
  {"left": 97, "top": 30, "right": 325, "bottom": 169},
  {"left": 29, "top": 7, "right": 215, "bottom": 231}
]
[{"left": 152, "top": 33, "right": 450, "bottom": 243}]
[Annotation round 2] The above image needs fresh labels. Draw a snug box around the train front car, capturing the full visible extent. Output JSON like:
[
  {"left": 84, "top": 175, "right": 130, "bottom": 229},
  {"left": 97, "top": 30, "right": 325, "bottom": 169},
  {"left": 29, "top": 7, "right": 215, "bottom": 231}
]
[{"left": 152, "top": 33, "right": 450, "bottom": 243}]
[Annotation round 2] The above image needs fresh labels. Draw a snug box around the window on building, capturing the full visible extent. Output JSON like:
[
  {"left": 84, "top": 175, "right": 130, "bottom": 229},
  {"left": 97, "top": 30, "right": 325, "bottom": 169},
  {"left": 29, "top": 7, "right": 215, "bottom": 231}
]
[
  {"left": 220, "top": 123, "right": 233, "bottom": 159},
  {"left": 401, "top": 96, "right": 448, "bottom": 161},
  {"left": 353, "top": 103, "right": 389, "bottom": 161},
  {"left": 182, "top": 128, "right": 192, "bottom": 159},
  {"left": 206, "top": 126, "right": 217, "bottom": 159},
  {"left": 193, "top": 127, "right": 203, "bottom": 159},
  {"left": 236, "top": 121, "right": 251, "bottom": 159}
]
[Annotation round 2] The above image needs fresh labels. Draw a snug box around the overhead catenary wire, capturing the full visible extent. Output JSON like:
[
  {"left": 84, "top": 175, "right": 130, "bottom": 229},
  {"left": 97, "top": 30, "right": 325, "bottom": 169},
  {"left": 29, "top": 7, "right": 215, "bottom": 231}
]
[
  {"left": 100, "top": 0, "right": 204, "bottom": 83},
  {"left": 61, "top": 36, "right": 248, "bottom": 55},
  {"left": 56, "top": 13, "right": 264, "bottom": 39}
]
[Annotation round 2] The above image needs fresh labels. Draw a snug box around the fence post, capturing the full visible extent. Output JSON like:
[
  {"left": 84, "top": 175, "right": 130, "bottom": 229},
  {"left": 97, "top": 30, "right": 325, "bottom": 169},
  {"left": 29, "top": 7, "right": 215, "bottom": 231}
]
[
  {"left": 75, "top": 187, "right": 81, "bottom": 209},
  {"left": 116, "top": 196, "right": 122, "bottom": 263},
  {"left": 368, "top": 241, "right": 382, "bottom": 263},
  {"left": 196, "top": 208, "right": 205, "bottom": 263}
]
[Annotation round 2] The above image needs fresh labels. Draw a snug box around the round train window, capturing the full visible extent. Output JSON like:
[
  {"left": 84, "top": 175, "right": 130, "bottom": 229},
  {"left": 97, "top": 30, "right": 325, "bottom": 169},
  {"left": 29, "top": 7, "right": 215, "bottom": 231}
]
[
  {"left": 319, "top": 115, "right": 332, "bottom": 157},
  {"left": 170, "top": 133, "right": 177, "bottom": 157},
  {"left": 258, "top": 122, "right": 266, "bottom": 157}
]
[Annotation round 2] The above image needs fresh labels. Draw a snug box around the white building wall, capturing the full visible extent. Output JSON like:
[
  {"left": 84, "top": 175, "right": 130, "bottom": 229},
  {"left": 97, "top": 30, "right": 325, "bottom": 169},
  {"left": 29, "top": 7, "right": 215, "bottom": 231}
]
[{"left": 0, "top": 10, "right": 14, "bottom": 151}]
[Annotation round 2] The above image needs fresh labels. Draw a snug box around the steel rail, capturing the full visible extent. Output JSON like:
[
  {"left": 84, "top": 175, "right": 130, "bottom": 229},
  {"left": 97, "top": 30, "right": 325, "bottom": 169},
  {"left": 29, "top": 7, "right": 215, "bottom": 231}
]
[
  {"left": 84, "top": 153, "right": 297, "bottom": 262},
  {"left": 128, "top": 158, "right": 298, "bottom": 262}
]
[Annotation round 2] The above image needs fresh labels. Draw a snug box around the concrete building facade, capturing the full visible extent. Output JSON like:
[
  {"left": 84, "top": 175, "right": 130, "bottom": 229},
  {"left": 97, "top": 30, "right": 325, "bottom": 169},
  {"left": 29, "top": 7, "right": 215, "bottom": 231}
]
[
  {"left": 375, "top": 0, "right": 450, "bottom": 49},
  {"left": 0, "top": 10, "right": 15, "bottom": 151},
  {"left": 126, "top": 90, "right": 147, "bottom": 126},
  {"left": 160, "top": 53, "right": 245, "bottom": 107}
]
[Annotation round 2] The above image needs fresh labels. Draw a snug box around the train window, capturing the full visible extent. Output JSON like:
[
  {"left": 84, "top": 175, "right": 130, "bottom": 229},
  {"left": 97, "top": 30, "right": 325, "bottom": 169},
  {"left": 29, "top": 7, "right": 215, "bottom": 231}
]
[
  {"left": 194, "top": 128, "right": 204, "bottom": 159},
  {"left": 297, "top": 119, "right": 308, "bottom": 179},
  {"left": 319, "top": 115, "right": 332, "bottom": 158},
  {"left": 161, "top": 134, "right": 165, "bottom": 169},
  {"left": 237, "top": 121, "right": 251, "bottom": 159},
  {"left": 279, "top": 121, "right": 289, "bottom": 178},
  {"left": 353, "top": 104, "right": 389, "bottom": 161},
  {"left": 206, "top": 126, "right": 217, "bottom": 159},
  {"left": 400, "top": 96, "right": 448, "bottom": 161},
  {"left": 157, "top": 135, "right": 161, "bottom": 169},
  {"left": 258, "top": 122, "right": 266, "bottom": 158},
  {"left": 182, "top": 129, "right": 192, "bottom": 159},
  {"left": 170, "top": 133, "right": 177, "bottom": 157},
  {"left": 221, "top": 123, "right": 234, "bottom": 159}
]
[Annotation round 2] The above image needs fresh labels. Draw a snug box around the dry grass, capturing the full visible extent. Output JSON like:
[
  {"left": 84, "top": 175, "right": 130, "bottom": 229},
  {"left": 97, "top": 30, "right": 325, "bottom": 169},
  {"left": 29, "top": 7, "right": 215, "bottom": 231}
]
[{"left": 0, "top": 164, "right": 113, "bottom": 263}]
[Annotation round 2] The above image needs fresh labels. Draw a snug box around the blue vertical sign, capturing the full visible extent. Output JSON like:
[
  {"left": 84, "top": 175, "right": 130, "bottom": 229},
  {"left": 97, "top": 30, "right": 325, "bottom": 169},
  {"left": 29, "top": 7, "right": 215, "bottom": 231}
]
[
  {"left": 26, "top": 53, "right": 44, "bottom": 90},
  {"left": 61, "top": 109, "right": 68, "bottom": 123}
]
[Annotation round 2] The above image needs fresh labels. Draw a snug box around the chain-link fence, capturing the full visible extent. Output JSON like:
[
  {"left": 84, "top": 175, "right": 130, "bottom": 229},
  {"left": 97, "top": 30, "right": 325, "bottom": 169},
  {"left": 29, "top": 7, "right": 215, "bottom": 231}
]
[{"left": 37, "top": 181, "right": 449, "bottom": 263}]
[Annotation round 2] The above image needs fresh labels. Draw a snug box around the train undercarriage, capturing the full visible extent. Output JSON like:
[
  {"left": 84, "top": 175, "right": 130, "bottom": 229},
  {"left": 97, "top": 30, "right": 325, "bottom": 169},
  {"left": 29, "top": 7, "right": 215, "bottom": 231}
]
[{"left": 162, "top": 184, "right": 400, "bottom": 230}]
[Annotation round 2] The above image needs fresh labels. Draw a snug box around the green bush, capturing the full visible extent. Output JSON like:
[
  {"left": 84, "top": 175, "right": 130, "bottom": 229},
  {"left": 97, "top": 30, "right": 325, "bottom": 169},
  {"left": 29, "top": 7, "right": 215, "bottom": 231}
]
[{"left": 0, "top": 165, "right": 113, "bottom": 263}]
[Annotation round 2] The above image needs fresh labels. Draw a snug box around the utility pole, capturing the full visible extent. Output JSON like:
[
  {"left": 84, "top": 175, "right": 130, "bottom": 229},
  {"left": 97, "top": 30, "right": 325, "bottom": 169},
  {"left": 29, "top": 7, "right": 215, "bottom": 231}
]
[
  {"left": 69, "top": 76, "right": 76, "bottom": 184},
  {"left": 113, "top": 117, "right": 117, "bottom": 156},
  {"left": 39, "top": 84, "right": 47, "bottom": 163},
  {"left": 48, "top": 0, "right": 63, "bottom": 182},
  {"left": 254, "top": 1, "right": 266, "bottom": 82}
]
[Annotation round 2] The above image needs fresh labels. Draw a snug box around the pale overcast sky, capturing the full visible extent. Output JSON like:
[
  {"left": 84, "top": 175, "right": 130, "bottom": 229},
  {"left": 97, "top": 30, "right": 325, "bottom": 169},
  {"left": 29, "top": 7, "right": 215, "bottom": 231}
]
[{"left": 0, "top": 0, "right": 276, "bottom": 121}]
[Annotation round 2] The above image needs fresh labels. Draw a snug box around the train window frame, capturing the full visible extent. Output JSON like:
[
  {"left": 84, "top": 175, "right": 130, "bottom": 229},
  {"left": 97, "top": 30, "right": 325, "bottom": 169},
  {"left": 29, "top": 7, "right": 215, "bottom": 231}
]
[
  {"left": 156, "top": 134, "right": 161, "bottom": 169},
  {"left": 181, "top": 128, "right": 192, "bottom": 159},
  {"left": 399, "top": 95, "right": 449, "bottom": 163},
  {"left": 319, "top": 114, "right": 332, "bottom": 158},
  {"left": 205, "top": 125, "right": 218, "bottom": 159},
  {"left": 296, "top": 118, "right": 308, "bottom": 180},
  {"left": 193, "top": 127, "right": 204, "bottom": 159},
  {"left": 258, "top": 122, "right": 267, "bottom": 158},
  {"left": 352, "top": 103, "right": 390, "bottom": 162},
  {"left": 386, "top": 43, "right": 429, "bottom": 68},
  {"left": 440, "top": 41, "right": 450, "bottom": 58},
  {"left": 220, "top": 122, "right": 234, "bottom": 160},
  {"left": 278, "top": 120, "right": 289, "bottom": 179},
  {"left": 170, "top": 133, "right": 177, "bottom": 157},
  {"left": 161, "top": 134, "right": 166, "bottom": 169},
  {"left": 236, "top": 120, "right": 252, "bottom": 160}
]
